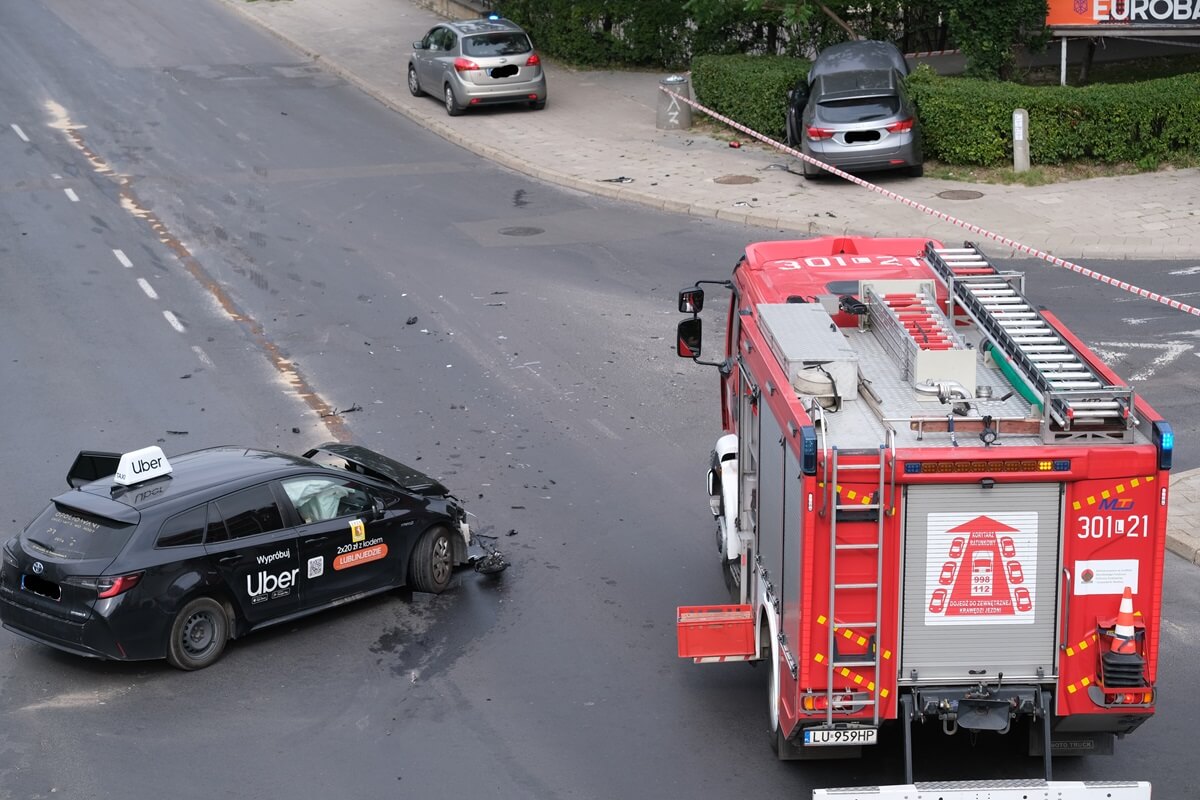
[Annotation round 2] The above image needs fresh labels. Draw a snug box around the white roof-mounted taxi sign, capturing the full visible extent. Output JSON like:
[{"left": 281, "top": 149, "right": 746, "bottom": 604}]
[{"left": 113, "top": 446, "right": 172, "bottom": 486}]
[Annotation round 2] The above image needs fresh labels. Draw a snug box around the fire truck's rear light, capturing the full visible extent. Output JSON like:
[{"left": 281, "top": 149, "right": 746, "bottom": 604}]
[
  {"left": 904, "top": 459, "right": 1071, "bottom": 474},
  {"left": 801, "top": 694, "right": 829, "bottom": 712},
  {"left": 1154, "top": 421, "right": 1174, "bottom": 470}
]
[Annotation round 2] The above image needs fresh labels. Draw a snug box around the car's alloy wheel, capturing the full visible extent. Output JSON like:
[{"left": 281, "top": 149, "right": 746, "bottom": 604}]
[
  {"left": 444, "top": 85, "right": 463, "bottom": 117},
  {"left": 409, "top": 526, "right": 453, "bottom": 593},
  {"left": 167, "top": 597, "right": 230, "bottom": 670},
  {"left": 408, "top": 65, "right": 424, "bottom": 97}
]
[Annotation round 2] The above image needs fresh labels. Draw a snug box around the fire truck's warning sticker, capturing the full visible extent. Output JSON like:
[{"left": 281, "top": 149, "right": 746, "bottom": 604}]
[
  {"left": 925, "top": 513, "right": 1037, "bottom": 626},
  {"left": 1073, "top": 559, "right": 1139, "bottom": 596}
]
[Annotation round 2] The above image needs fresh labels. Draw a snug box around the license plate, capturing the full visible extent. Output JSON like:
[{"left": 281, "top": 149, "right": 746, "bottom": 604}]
[{"left": 803, "top": 726, "right": 877, "bottom": 746}]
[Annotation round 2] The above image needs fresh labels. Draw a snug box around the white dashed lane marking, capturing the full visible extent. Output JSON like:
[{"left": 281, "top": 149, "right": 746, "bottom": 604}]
[
  {"left": 137, "top": 278, "right": 158, "bottom": 300},
  {"left": 113, "top": 249, "right": 132, "bottom": 268},
  {"left": 192, "top": 346, "right": 215, "bottom": 368},
  {"left": 64, "top": 188, "right": 79, "bottom": 202},
  {"left": 11, "top": 124, "right": 29, "bottom": 142},
  {"left": 162, "top": 310, "right": 185, "bottom": 333}
]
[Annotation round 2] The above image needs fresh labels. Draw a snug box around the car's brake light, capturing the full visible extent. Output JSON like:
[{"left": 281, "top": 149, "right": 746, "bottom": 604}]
[
  {"left": 525, "top": 53, "right": 540, "bottom": 67},
  {"left": 886, "top": 117, "right": 914, "bottom": 133},
  {"left": 454, "top": 58, "right": 480, "bottom": 72},
  {"left": 806, "top": 126, "right": 834, "bottom": 140},
  {"left": 65, "top": 572, "right": 143, "bottom": 598},
  {"left": 97, "top": 573, "right": 143, "bottom": 598}
]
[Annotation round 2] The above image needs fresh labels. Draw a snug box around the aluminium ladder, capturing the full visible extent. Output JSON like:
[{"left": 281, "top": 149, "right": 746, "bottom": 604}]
[
  {"left": 923, "top": 241, "right": 1135, "bottom": 442},
  {"left": 824, "top": 443, "right": 889, "bottom": 727}
]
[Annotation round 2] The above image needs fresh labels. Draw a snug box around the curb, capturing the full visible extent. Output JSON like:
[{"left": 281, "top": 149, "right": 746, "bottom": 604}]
[
  {"left": 1167, "top": 468, "right": 1200, "bottom": 565},
  {"left": 215, "top": 0, "right": 847, "bottom": 239}
]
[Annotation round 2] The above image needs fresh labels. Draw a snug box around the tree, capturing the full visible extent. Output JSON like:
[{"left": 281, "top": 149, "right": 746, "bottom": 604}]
[
  {"left": 943, "top": 0, "right": 1050, "bottom": 80},
  {"left": 685, "top": 0, "right": 1050, "bottom": 78}
]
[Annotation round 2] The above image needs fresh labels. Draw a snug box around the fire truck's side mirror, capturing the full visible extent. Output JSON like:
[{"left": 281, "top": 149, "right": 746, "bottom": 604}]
[
  {"left": 678, "top": 286, "right": 704, "bottom": 314},
  {"left": 677, "top": 318, "right": 703, "bottom": 359}
]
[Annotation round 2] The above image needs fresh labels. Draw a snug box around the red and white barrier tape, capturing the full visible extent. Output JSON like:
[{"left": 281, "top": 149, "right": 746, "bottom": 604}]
[
  {"left": 660, "top": 88, "right": 1200, "bottom": 318},
  {"left": 903, "top": 47, "right": 961, "bottom": 58}
]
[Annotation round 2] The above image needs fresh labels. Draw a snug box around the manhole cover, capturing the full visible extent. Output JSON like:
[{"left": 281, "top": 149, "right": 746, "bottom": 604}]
[
  {"left": 714, "top": 175, "right": 759, "bottom": 185},
  {"left": 499, "top": 226, "right": 545, "bottom": 237},
  {"left": 936, "top": 189, "right": 984, "bottom": 200}
]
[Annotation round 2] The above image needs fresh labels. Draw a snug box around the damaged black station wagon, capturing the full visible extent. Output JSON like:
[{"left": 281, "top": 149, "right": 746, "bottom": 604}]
[{"left": 0, "top": 443, "right": 475, "bottom": 670}]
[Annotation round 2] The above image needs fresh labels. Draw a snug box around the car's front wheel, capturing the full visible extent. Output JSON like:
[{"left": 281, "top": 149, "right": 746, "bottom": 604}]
[
  {"left": 444, "top": 85, "right": 463, "bottom": 117},
  {"left": 166, "top": 597, "right": 230, "bottom": 670},
  {"left": 409, "top": 526, "right": 454, "bottom": 593},
  {"left": 408, "top": 65, "right": 424, "bottom": 97}
]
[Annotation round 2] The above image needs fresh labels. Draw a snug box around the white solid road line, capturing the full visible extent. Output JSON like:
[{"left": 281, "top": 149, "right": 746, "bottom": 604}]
[
  {"left": 137, "top": 278, "right": 159, "bottom": 300},
  {"left": 113, "top": 248, "right": 133, "bottom": 268},
  {"left": 11, "top": 124, "right": 29, "bottom": 142},
  {"left": 162, "top": 310, "right": 185, "bottom": 332},
  {"left": 64, "top": 188, "right": 79, "bottom": 202}
]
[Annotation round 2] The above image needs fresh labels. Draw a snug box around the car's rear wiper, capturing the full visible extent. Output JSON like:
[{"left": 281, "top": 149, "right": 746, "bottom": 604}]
[{"left": 26, "top": 537, "right": 58, "bottom": 555}]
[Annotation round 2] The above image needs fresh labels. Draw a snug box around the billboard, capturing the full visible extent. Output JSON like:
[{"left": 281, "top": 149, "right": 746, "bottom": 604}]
[{"left": 1048, "top": 0, "right": 1200, "bottom": 26}]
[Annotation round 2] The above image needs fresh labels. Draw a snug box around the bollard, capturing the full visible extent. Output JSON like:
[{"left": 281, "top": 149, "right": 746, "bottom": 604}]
[
  {"left": 656, "top": 75, "right": 692, "bottom": 130},
  {"left": 1013, "top": 108, "right": 1030, "bottom": 173}
]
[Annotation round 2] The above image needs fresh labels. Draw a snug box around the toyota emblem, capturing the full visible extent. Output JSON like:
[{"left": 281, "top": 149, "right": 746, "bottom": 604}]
[{"left": 31, "top": 561, "right": 44, "bottom": 575}]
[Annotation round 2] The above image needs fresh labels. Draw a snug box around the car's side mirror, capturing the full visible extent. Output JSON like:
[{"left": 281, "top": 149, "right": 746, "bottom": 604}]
[
  {"left": 371, "top": 498, "right": 386, "bottom": 521},
  {"left": 413, "top": 41, "right": 426, "bottom": 49},
  {"left": 677, "top": 318, "right": 703, "bottom": 359},
  {"left": 793, "top": 84, "right": 811, "bottom": 110}
]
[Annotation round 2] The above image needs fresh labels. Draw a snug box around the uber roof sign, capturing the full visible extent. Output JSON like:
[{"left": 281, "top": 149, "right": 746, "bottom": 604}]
[{"left": 113, "top": 446, "right": 173, "bottom": 486}]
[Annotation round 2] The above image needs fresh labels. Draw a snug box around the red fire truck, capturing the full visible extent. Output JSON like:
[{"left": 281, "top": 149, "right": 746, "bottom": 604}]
[{"left": 674, "top": 236, "right": 1172, "bottom": 799}]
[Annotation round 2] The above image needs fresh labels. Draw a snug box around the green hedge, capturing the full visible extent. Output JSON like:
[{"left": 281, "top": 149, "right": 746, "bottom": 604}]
[
  {"left": 691, "top": 57, "right": 1200, "bottom": 167},
  {"left": 906, "top": 68, "right": 1200, "bottom": 166},
  {"left": 691, "top": 55, "right": 810, "bottom": 141},
  {"left": 496, "top": 0, "right": 792, "bottom": 68}
]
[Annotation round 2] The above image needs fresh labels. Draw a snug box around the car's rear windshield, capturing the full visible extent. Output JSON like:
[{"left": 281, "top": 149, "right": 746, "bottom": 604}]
[
  {"left": 23, "top": 502, "right": 137, "bottom": 560},
  {"left": 817, "top": 97, "right": 901, "bottom": 124},
  {"left": 463, "top": 32, "right": 532, "bottom": 57}
]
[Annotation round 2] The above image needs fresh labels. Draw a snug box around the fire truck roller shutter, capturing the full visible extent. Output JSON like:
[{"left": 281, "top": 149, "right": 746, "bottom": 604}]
[{"left": 900, "top": 483, "right": 1062, "bottom": 684}]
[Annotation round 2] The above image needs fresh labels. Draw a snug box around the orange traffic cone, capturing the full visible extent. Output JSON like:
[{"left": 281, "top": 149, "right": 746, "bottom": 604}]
[{"left": 1110, "top": 586, "right": 1138, "bottom": 655}]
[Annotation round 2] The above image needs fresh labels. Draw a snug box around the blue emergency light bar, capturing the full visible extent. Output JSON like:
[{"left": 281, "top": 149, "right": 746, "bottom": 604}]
[
  {"left": 801, "top": 426, "right": 817, "bottom": 475},
  {"left": 1154, "top": 421, "right": 1174, "bottom": 471}
]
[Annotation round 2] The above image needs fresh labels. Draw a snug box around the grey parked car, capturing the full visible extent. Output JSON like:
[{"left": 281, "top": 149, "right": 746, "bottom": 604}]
[
  {"left": 408, "top": 17, "right": 547, "bottom": 116},
  {"left": 785, "top": 40, "right": 922, "bottom": 178}
]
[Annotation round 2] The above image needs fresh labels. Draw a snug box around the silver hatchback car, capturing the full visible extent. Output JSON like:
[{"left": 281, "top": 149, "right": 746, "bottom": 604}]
[
  {"left": 785, "top": 41, "right": 922, "bottom": 178},
  {"left": 408, "top": 17, "right": 547, "bottom": 116}
]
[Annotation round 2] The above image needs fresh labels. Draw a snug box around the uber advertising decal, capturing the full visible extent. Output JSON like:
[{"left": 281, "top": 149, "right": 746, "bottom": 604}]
[
  {"left": 335, "top": 519, "right": 387, "bottom": 571},
  {"left": 248, "top": 549, "right": 299, "bottom": 604}
]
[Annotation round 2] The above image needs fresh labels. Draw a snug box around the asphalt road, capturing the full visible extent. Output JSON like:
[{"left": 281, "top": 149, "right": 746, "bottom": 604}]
[{"left": 0, "top": 1, "right": 1197, "bottom": 799}]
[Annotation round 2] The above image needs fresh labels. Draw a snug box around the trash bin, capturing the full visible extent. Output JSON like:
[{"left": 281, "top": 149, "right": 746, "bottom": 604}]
[{"left": 656, "top": 75, "right": 692, "bottom": 131}]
